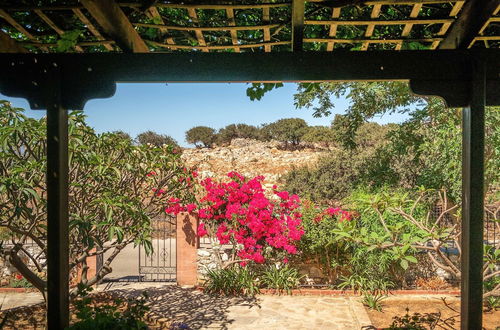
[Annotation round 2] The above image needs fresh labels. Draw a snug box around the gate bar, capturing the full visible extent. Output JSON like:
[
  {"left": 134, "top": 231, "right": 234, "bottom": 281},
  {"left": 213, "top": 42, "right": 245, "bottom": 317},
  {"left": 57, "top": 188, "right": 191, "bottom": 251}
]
[
  {"left": 46, "top": 69, "right": 70, "bottom": 329},
  {"left": 461, "top": 56, "right": 485, "bottom": 330}
]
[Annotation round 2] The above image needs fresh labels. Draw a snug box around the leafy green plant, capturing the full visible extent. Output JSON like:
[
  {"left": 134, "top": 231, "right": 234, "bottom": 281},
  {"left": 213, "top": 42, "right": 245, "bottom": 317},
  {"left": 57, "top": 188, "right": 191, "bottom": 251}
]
[
  {"left": 339, "top": 272, "right": 393, "bottom": 312},
  {"left": 484, "top": 274, "right": 500, "bottom": 311},
  {"left": 57, "top": 29, "right": 82, "bottom": 52},
  {"left": 297, "top": 202, "right": 355, "bottom": 283},
  {"left": 362, "top": 292, "right": 386, "bottom": 312},
  {"left": 9, "top": 275, "right": 33, "bottom": 288},
  {"left": 260, "top": 264, "right": 303, "bottom": 294},
  {"left": 203, "top": 267, "right": 259, "bottom": 296},
  {"left": 0, "top": 102, "right": 196, "bottom": 299},
  {"left": 389, "top": 308, "right": 441, "bottom": 330},
  {"left": 69, "top": 284, "right": 149, "bottom": 330}
]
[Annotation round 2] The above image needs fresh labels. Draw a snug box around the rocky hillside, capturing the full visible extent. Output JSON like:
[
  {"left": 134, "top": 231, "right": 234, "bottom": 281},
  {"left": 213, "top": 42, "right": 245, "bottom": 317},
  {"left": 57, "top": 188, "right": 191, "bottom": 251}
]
[{"left": 181, "top": 138, "right": 326, "bottom": 190}]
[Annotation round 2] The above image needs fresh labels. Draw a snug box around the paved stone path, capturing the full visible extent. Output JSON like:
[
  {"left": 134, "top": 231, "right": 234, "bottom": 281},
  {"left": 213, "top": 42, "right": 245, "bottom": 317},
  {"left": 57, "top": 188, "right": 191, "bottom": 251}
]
[
  {"left": 202, "top": 295, "right": 372, "bottom": 330},
  {"left": 0, "top": 283, "right": 373, "bottom": 329},
  {"left": 0, "top": 291, "right": 44, "bottom": 310},
  {"left": 104, "top": 283, "right": 372, "bottom": 329}
]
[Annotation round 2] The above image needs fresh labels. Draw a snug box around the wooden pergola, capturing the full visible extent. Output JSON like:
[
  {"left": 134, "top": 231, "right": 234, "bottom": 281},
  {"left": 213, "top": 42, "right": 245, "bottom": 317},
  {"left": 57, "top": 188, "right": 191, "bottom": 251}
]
[{"left": 0, "top": 0, "right": 499, "bottom": 329}]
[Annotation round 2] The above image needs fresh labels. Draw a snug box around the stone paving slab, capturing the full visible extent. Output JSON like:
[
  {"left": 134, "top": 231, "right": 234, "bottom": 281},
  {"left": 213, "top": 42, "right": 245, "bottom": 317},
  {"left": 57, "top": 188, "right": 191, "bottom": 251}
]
[
  {"left": 202, "top": 295, "right": 372, "bottom": 330},
  {"left": 0, "top": 291, "right": 44, "bottom": 310},
  {"left": 0, "top": 283, "right": 374, "bottom": 329}
]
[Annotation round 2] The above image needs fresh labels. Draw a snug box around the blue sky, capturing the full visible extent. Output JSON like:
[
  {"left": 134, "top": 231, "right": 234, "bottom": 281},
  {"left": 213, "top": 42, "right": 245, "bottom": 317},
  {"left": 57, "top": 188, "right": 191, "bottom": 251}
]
[{"left": 1, "top": 83, "right": 408, "bottom": 147}]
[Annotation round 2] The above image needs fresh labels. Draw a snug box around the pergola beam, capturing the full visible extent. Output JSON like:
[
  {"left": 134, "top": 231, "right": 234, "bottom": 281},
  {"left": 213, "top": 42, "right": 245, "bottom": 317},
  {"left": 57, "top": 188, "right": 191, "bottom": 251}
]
[
  {"left": 1, "top": 50, "right": 498, "bottom": 110},
  {"left": 34, "top": 9, "right": 84, "bottom": 52},
  {"left": 80, "top": 0, "right": 149, "bottom": 53},
  {"left": 439, "top": 0, "right": 499, "bottom": 49},
  {"left": 0, "top": 30, "right": 28, "bottom": 53},
  {"left": 0, "top": 9, "right": 48, "bottom": 51},
  {"left": 72, "top": 8, "right": 114, "bottom": 51},
  {"left": 292, "top": 0, "right": 305, "bottom": 51}
]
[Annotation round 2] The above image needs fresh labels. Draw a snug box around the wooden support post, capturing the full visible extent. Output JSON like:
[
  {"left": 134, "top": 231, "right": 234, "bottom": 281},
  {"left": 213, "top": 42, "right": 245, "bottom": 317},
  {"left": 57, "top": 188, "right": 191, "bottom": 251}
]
[
  {"left": 45, "top": 70, "right": 70, "bottom": 329},
  {"left": 460, "top": 56, "right": 485, "bottom": 330}
]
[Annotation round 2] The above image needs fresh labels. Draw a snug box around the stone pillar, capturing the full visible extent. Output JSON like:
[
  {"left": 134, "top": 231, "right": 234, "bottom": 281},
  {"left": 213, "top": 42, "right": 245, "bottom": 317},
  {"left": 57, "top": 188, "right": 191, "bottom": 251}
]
[
  {"left": 176, "top": 212, "right": 198, "bottom": 286},
  {"left": 74, "top": 249, "right": 97, "bottom": 287},
  {"left": 86, "top": 253, "right": 97, "bottom": 281}
]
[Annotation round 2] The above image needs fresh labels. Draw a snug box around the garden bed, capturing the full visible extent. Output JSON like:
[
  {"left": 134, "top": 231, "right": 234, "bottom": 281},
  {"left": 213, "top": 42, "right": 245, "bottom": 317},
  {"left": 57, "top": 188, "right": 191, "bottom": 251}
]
[
  {"left": 0, "top": 287, "right": 35, "bottom": 293},
  {"left": 366, "top": 296, "right": 499, "bottom": 330},
  {"left": 196, "top": 286, "right": 461, "bottom": 296},
  {"left": 259, "top": 288, "right": 461, "bottom": 296},
  {"left": 0, "top": 292, "right": 171, "bottom": 329}
]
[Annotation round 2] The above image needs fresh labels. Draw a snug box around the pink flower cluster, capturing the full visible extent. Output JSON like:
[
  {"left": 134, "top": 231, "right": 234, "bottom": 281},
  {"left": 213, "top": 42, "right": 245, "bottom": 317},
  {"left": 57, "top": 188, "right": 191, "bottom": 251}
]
[
  {"left": 314, "top": 207, "right": 352, "bottom": 222},
  {"left": 165, "top": 171, "right": 304, "bottom": 265}
]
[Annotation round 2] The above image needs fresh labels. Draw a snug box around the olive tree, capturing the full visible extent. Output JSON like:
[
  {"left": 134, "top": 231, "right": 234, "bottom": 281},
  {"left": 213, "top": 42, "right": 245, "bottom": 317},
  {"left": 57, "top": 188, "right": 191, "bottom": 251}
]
[
  {"left": 216, "top": 124, "right": 261, "bottom": 145},
  {"left": 261, "top": 118, "right": 308, "bottom": 147},
  {"left": 0, "top": 101, "right": 195, "bottom": 299},
  {"left": 136, "top": 130, "right": 179, "bottom": 148},
  {"left": 185, "top": 126, "right": 216, "bottom": 148}
]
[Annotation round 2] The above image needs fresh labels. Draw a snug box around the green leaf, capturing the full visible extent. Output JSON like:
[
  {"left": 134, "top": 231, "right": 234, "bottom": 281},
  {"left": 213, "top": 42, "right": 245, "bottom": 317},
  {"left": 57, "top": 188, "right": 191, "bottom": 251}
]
[{"left": 405, "top": 255, "right": 418, "bottom": 263}]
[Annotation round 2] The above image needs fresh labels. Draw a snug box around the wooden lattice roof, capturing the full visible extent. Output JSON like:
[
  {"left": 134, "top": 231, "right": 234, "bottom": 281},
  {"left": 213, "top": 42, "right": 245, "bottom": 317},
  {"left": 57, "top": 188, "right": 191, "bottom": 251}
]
[{"left": 1, "top": 0, "right": 499, "bottom": 53}]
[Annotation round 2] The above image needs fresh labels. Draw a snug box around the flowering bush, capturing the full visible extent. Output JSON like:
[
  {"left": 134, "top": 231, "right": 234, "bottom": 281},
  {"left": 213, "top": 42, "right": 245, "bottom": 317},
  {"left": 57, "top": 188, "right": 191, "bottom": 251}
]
[
  {"left": 0, "top": 104, "right": 196, "bottom": 297},
  {"left": 298, "top": 202, "right": 354, "bottom": 283},
  {"left": 165, "top": 172, "right": 304, "bottom": 267}
]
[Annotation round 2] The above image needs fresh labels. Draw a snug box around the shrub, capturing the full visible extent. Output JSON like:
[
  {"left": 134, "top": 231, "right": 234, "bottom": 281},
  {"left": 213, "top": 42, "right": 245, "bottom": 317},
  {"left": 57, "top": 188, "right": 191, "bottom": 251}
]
[
  {"left": 0, "top": 102, "right": 195, "bottom": 298},
  {"left": 283, "top": 150, "right": 362, "bottom": 201},
  {"left": 389, "top": 308, "right": 440, "bottom": 329},
  {"left": 298, "top": 203, "right": 354, "bottom": 283},
  {"left": 203, "top": 267, "right": 259, "bottom": 296},
  {"left": 345, "top": 188, "right": 500, "bottom": 299},
  {"left": 301, "top": 126, "right": 337, "bottom": 148},
  {"left": 185, "top": 126, "right": 216, "bottom": 148},
  {"left": 260, "top": 264, "right": 303, "bottom": 294},
  {"left": 136, "top": 130, "right": 179, "bottom": 148},
  {"left": 69, "top": 285, "right": 149, "bottom": 330},
  {"left": 165, "top": 172, "right": 304, "bottom": 268},
  {"left": 9, "top": 274, "right": 33, "bottom": 288}
]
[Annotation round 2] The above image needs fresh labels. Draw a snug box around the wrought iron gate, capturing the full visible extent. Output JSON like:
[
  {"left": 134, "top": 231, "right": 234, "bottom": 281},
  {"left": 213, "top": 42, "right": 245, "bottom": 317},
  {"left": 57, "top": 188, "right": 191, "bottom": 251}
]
[{"left": 138, "top": 215, "right": 177, "bottom": 281}]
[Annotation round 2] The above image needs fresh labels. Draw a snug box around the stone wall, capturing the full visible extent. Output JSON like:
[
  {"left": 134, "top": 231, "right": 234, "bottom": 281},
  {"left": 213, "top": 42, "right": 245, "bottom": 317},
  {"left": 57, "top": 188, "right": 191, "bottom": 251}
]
[
  {"left": 182, "top": 138, "right": 326, "bottom": 189},
  {"left": 197, "top": 238, "right": 232, "bottom": 283}
]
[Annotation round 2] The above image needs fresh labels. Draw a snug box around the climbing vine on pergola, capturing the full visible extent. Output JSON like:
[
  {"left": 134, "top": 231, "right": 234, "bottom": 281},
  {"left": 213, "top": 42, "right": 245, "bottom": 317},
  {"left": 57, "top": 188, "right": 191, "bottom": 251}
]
[{"left": 1, "top": 0, "right": 499, "bottom": 53}]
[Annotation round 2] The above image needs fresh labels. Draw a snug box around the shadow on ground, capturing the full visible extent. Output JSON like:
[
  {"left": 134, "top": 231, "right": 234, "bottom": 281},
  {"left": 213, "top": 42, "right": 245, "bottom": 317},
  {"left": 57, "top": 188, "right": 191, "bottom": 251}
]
[{"left": 109, "top": 285, "right": 259, "bottom": 329}]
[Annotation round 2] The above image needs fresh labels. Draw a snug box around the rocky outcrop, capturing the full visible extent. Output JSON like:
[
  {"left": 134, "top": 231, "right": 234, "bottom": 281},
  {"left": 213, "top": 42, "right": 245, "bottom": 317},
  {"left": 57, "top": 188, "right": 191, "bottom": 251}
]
[{"left": 181, "top": 138, "right": 326, "bottom": 189}]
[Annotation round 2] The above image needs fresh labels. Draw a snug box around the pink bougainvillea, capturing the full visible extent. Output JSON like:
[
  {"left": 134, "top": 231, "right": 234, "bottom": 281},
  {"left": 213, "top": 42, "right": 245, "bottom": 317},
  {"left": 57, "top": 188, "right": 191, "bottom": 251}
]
[
  {"left": 314, "top": 207, "right": 352, "bottom": 223},
  {"left": 164, "top": 171, "right": 304, "bottom": 265}
]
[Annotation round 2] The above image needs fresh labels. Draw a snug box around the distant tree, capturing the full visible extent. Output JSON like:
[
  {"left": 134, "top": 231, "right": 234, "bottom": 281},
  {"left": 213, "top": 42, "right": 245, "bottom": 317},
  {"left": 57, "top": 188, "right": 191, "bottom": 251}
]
[
  {"left": 302, "top": 126, "right": 337, "bottom": 148},
  {"left": 216, "top": 123, "right": 261, "bottom": 145},
  {"left": 112, "top": 130, "right": 132, "bottom": 142},
  {"left": 185, "top": 126, "right": 216, "bottom": 148},
  {"left": 136, "top": 130, "right": 179, "bottom": 148},
  {"left": 261, "top": 118, "right": 308, "bottom": 147}
]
